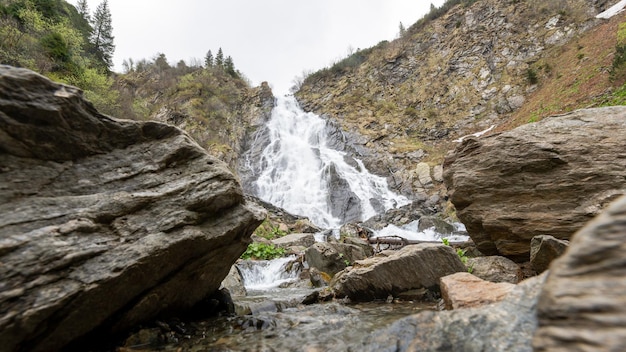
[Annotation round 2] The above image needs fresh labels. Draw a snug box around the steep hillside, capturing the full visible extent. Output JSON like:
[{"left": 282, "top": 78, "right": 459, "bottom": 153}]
[
  {"left": 295, "top": 0, "right": 623, "bottom": 201},
  {"left": 113, "top": 59, "right": 275, "bottom": 171}
]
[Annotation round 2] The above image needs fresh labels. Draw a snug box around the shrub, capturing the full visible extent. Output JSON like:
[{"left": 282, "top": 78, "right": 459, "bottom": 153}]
[{"left": 240, "top": 243, "right": 286, "bottom": 260}]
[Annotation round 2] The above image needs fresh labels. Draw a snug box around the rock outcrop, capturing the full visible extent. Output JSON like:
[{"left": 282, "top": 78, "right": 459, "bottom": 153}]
[
  {"left": 296, "top": 0, "right": 613, "bottom": 199},
  {"left": 0, "top": 66, "right": 265, "bottom": 352},
  {"left": 444, "top": 107, "right": 626, "bottom": 260},
  {"left": 533, "top": 195, "right": 626, "bottom": 351},
  {"left": 331, "top": 244, "right": 466, "bottom": 301}
]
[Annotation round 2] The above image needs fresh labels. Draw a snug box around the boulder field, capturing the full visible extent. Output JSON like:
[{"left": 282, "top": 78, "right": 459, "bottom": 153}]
[{"left": 0, "top": 66, "right": 265, "bottom": 351}]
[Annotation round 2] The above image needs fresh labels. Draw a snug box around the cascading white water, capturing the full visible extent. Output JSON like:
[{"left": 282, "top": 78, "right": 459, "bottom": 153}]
[
  {"left": 254, "top": 95, "right": 409, "bottom": 228},
  {"left": 238, "top": 256, "right": 301, "bottom": 291}
]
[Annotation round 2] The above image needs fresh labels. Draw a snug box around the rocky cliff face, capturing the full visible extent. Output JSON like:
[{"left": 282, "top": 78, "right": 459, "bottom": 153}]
[
  {"left": 295, "top": 0, "right": 617, "bottom": 200},
  {"left": 0, "top": 66, "right": 265, "bottom": 351},
  {"left": 443, "top": 106, "right": 626, "bottom": 261}
]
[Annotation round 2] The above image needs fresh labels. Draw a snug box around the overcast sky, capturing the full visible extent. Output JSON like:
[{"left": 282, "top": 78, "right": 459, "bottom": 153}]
[{"left": 69, "top": 0, "right": 445, "bottom": 94}]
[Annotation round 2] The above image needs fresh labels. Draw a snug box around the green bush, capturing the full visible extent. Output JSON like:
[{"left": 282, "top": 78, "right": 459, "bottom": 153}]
[{"left": 240, "top": 243, "right": 286, "bottom": 260}]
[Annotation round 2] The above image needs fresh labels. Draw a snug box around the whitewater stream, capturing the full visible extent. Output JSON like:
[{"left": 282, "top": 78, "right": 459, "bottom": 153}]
[{"left": 253, "top": 95, "right": 410, "bottom": 228}]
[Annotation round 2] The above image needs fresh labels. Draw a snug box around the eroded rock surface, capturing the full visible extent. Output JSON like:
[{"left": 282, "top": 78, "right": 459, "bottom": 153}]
[
  {"left": 331, "top": 244, "right": 466, "bottom": 301},
  {"left": 444, "top": 107, "right": 626, "bottom": 260},
  {"left": 0, "top": 66, "right": 265, "bottom": 352},
  {"left": 533, "top": 195, "right": 626, "bottom": 351}
]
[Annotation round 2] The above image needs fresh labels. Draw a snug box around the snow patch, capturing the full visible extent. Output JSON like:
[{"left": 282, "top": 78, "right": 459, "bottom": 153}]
[
  {"left": 454, "top": 125, "right": 495, "bottom": 143},
  {"left": 596, "top": 0, "right": 626, "bottom": 19}
]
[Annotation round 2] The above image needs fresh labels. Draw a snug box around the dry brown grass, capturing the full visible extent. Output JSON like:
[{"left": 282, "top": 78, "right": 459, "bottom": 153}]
[{"left": 498, "top": 12, "right": 626, "bottom": 132}]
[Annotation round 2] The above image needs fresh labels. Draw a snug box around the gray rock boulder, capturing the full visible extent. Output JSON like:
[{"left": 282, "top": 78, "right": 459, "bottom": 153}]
[
  {"left": 0, "top": 66, "right": 265, "bottom": 352},
  {"left": 220, "top": 265, "right": 247, "bottom": 297},
  {"left": 305, "top": 242, "right": 370, "bottom": 276},
  {"left": 467, "top": 256, "right": 523, "bottom": 284},
  {"left": 533, "top": 196, "right": 626, "bottom": 351},
  {"left": 444, "top": 107, "right": 626, "bottom": 260},
  {"left": 271, "top": 233, "right": 316, "bottom": 249},
  {"left": 529, "top": 235, "right": 569, "bottom": 274},
  {"left": 358, "top": 273, "right": 547, "bottom": 352},
  {"left": 331, "top": 244, "right": 466, "bottom": 301}
]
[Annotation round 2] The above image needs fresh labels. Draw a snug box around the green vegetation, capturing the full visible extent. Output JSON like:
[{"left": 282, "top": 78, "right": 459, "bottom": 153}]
[
  {"left": 0, "top": 0, "right": 250, "bottom": 149},
  {"left": 0, "top": 0, "right": 117, "bottom": 112},
  {"left": 442, "top": 238, "right": 471, "bottom": 270},
  {"left": 611, "top": 22, "right": 626, "bottom": 81},
  {"left": 240, "top": 243, "right": 286, "bottom": 260},
  {"left": 253, "top": 219, "right": 287, "bottom": 240}
]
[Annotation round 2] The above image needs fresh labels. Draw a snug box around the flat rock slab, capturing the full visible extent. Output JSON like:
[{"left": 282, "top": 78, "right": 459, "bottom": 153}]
[
  {"left": 440, "top": 272, "right": 516, "bottom": 309},
  {"left": 0, "top": 66, "right": 265, "bottom": 351},
  {"left": 444, "top": 106, "right": 626, "bottom": 260}
]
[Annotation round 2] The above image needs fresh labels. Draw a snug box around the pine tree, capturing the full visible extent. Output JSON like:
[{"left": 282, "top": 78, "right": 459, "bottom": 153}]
[
  {"left": 90, "top": 0, "right": 115, "bottom": 71},
  {"left": 76, "top": 0, "right": 90, "bottom": 22},
  {"left": 398, "top": 22, "right": 406, "bottom": 38},
  {"left": 215, "top": 48, "right": 224, "bottom": 68},
  {"left": 224, "top": 56, "right": 237, "bottom": 77},
  {"left": 205, "top": 50, "right": 214, "bottom": 68}
]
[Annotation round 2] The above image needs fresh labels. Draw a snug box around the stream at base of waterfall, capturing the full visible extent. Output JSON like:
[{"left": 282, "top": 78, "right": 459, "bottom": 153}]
[{"left": 118, "top": 96, "right": 468, "bottom": 351}]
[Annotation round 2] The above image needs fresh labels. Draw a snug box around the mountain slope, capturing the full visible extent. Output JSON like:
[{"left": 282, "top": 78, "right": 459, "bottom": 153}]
[{"left": 295, "top": 0, "right": 623, "bottom": 201}]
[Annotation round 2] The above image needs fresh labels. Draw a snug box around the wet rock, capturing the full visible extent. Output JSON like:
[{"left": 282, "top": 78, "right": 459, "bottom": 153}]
[
  {"left": 466, "top": 256, "right": 523, "bottom": 284},
  {"left": 529, "top": 235, "right": 569, "bottom": 274},
  {"left": 418, "top": 215, "right": 457, "bottom": 235},
  {"left": 309, "top": 267, "right": 331, "bottom": 288},
  {"left": 359, "top": 273, "right": 547, "bottom": 351},
  {"left": 444, "top": 107, "right": 626, "bottom": 261},
  {"left": 305, "top": 242, "right": 370, "bottom": 276},
  {"left": 533, "top": 196, "right": 626, "bottom": 351},
  {"left": 440, "top": 272, "right": 516, "bottom": 310},
  {"left": 271, "top": 233, "right": 316, "bottom": 249},
  {"left": 327, "top": 163, "right": 363, "bottom": 223},
  {"left": 396, "top": 288, "right": 430, "bottom": 302},
  {"left": 221, "top": 265, "right": 247, "bottom": 297},
  {"left": 0, "top": 66, "right": 265, "bottom": 352},
  {"left": 331, "top": 244, "right": 466, "bottom": 301}
]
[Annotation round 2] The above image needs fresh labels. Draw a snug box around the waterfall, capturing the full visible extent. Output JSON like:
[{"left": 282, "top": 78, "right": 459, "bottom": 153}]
[
  {"left": 252, "top": 95, "right": 409, "bottom": 228},
  {"left": 238, "top": 257, "right": 301, "bottom": 291}
]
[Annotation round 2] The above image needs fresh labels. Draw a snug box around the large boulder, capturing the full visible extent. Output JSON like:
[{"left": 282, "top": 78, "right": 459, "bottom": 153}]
[
  {"left": 0, "top": 66, "right": 265, "bottom": 351},
  {"left": 331, "top": 244, "right": 466, "bottom": 301},
  {"left": 444, "top": 107, "right": 626, "bottom": 260},
  {"left": 533, "top": 195, "right": 626, "bottom": 351}
]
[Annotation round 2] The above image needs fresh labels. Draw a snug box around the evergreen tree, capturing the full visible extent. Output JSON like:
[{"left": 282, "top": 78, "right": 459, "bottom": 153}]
[
  {"left": 205, "top": 50, "right": 214, "bottom": 68},
  {"left": 224, "top": 56, "right": 236, "bottom": 77},
  {"left": 76, "top": 0, "right": 90, "bottom": 22},
  {"left": 90, "top": 0, "right": 115, "bottom": 71},
  {"left": 398, "top": 21, "right": 406, "bottom": 38},
  {"left": 215, "top": 47, "right": 224, "bottom": 68}
]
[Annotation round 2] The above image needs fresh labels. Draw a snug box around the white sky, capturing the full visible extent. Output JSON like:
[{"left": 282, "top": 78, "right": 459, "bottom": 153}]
[{"left": 69, "top": 0, "right": 445, "bottom": 94}]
